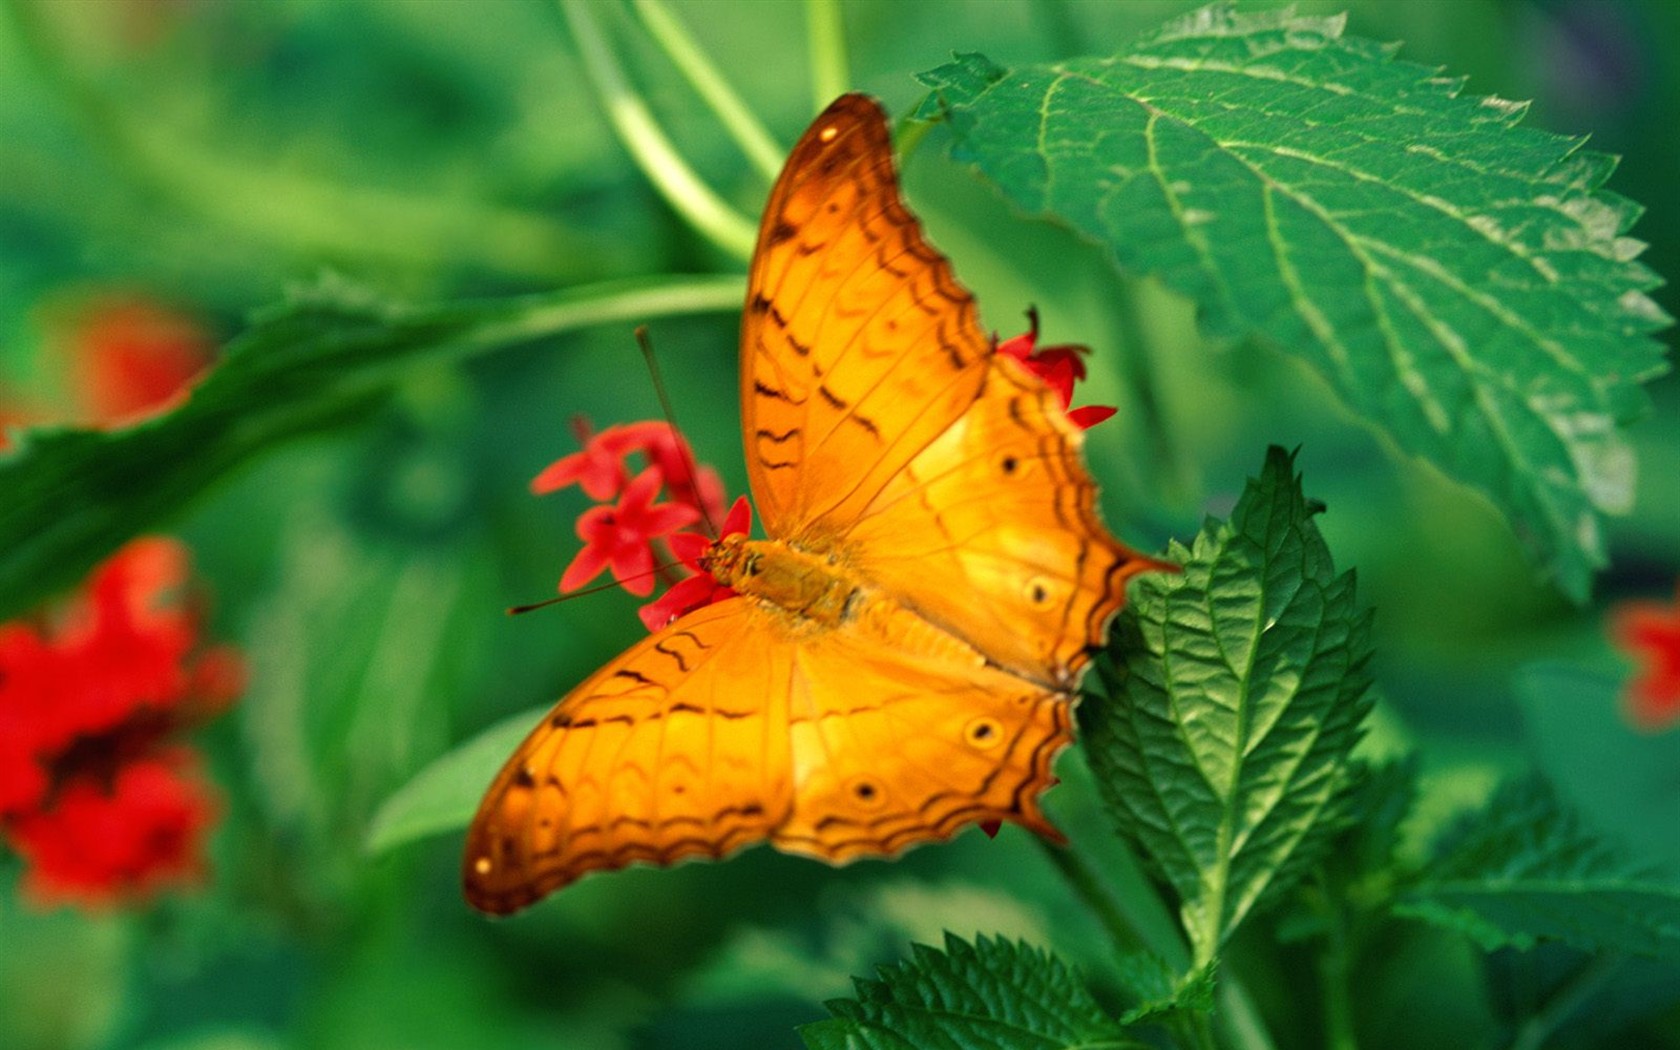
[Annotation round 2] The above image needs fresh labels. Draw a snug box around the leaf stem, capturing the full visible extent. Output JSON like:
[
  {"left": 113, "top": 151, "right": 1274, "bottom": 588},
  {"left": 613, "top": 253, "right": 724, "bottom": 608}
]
[
  {"left": 1508, "top": 953, "right": 1625, "bottom": 1050},
  {"left": 805, "top": 0, "right": 850, "bottom": 107},
  {"left": 561, "top": 0, "right": 758, "bottom": 262},
  {"left": 1033, "top": 837, "right": 1149, "bottom": 955},
  {"left": 632, "top": 0, "right": 785, "bottom": 183}
]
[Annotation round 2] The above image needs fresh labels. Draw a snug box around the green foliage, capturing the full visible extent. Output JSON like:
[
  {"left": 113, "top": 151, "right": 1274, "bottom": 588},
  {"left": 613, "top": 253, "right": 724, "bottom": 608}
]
[
  {"left": 1113, "top": 953, "right": 1216, "bottom": 1026},
  {"left": 365, "top": 708, "right": 541, "bottom": 855},
  {"left": 916, "top": 3, "right": 1672, "bottom": 599},
  {"left": 1083, "top": 446, "right": 1374, "bottom": 963},
  {"left": 1398, "top": 775, "right": 1680, "bottom": 959},
  {"left": 800, "top": 934, "right": 1146, "bottom": 1050},
  {"left": 2, "top": 1, "right": 1678, "bottom": 1049},
  {"left": 0, "top": 275, "right": 741, "bottom": 621}
]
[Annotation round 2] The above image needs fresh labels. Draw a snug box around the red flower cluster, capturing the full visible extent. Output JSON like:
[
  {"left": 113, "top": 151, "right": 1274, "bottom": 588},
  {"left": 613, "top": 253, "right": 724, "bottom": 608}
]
[
  {"left": 0, "top": 539, "right": 243, "bottom": 906},
  {"left": 1612, "top": 580, "right": 1680, "bottom": 731},
  {"left": 1, "top": 293, "right": 238, "bottom": 907},
  {"left": 996, "top": 313, "right": 1117, "bottom": 430},
  {"left": 533, "top": 419, "right": 739, "bottom": 630}
]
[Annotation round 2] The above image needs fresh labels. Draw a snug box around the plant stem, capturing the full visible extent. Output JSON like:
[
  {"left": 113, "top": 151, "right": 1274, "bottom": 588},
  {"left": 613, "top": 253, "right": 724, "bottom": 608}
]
[
  {"left": 1033, "top": 837, "right": 1149, "bottom": 955},
  {"left": 1217, "top": 979, "right": 1279, "bottom": 1050},
  {"left": 632, "top": 0, "right": 785, "bottom": 183},
  {"left": 805, "top": 0, "right": 850, "bottom": 107},
  {"left": 1318, "top": 898, "right": 1359, "bottom": 1050},
  {"left": 561, "top": 0, "right": 758, "bottom": 262},
  {"left": 1509, "top": 953, "right": 1625, "bottom": 1050}
]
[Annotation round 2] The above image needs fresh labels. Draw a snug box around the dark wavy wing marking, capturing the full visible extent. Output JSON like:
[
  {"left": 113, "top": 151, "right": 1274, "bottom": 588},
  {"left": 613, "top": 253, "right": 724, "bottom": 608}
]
[{"left": 462, "top": 599, "right": 794, "bottom": 914}]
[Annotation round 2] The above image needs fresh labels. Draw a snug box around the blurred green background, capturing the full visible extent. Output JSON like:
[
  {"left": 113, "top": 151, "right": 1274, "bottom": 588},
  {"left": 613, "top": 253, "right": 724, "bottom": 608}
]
[{"left": 0, "top": 1, "right": 1675, "bottom": 1048}]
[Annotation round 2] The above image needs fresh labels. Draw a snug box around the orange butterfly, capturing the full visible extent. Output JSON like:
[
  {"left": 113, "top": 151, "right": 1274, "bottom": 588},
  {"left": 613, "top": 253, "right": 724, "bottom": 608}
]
[{"left": 464, "top": 94, "right": 1158, "bottom": 915}]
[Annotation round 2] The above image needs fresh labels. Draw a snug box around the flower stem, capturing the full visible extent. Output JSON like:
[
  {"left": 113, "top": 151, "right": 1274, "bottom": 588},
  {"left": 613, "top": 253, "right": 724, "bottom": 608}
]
[
  {"left": 561, "top": 0, "right": 758, "bottom": 262},
  {"left": 805, "top": 0, "right": 850, "bottom": 107},
  {"left": 632, "top": 0, "right": 785, "bottom": 183}
]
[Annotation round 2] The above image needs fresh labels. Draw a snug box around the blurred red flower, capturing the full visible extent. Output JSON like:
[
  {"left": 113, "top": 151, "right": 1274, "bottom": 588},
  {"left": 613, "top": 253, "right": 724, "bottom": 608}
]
[
  {"left": 0, "top": 539, "right": 243, "bottom": 906},
  {"left": 0, "top": 293, "right": 237, "bottom": 908},
  {"left": 64, "top": 297, "right": 214, "bottom": 427},
  {"left": 1612, "top": 580, "right": 1680, "bottom": 731}
]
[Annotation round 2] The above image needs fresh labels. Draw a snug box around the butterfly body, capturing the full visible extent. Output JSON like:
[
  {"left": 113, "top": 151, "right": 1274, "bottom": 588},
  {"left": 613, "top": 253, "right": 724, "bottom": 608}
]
[{"left": 464, "top": 95, "right": 1159, "bottom": 915}]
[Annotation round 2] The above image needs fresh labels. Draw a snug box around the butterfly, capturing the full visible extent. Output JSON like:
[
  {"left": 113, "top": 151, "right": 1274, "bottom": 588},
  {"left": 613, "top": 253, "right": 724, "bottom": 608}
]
[{"left": 463, "top": 93, "right": 1158, "bottom": 914}]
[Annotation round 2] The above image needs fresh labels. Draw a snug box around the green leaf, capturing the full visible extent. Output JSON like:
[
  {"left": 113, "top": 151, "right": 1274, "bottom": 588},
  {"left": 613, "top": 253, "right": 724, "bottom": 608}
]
[
  {"left": 1113, "top": 953, "right": 1215, "bottom": 1026},
  {"left": 0, "top": 274, "right": 744, "bottom": 622},
  {"left": 799, "top": 933, "right": 1144, "bottom": 1050},
  {"left": 1083, "top": 445, "right": 1375, "bottom": 964},
  {"left": 1397, "top": 775, "right": 1680, "bottom": 959},
  {"left": 917, "top": 4, "right": 1671, "bottom": 599},
  {"left": 365, "top": 707, "right": 542, "bottom": 855},
  {"left": 1516, "top": 661, "right": 1680, "bottom": 873}
]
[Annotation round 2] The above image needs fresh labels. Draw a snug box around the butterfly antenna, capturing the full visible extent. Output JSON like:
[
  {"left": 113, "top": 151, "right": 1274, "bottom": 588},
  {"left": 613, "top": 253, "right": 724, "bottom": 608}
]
[
  {"left": 634, "top": 325, "right": 720, "bottom": 538},
  {"left": 508, "top": 564, "right": 680, "bottom": 615}
]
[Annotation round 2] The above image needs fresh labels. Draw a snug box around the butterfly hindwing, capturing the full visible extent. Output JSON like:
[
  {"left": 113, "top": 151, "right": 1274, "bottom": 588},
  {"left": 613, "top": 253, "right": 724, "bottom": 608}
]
[
  {"left": 772, "top": 601, "right": 1070, "bottom": 861},
  {"left": 844, "top": 356, "right": 1152, "bottom": 688},
  {"left": 463, "top": 599, "right": 794, "bottom": 914}
]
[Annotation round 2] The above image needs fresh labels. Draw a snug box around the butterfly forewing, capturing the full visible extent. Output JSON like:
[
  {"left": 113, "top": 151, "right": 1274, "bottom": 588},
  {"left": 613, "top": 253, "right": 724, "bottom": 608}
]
[
  {"left": 742, "top": 94, "right": 990, "bottom": 539},
  {"left": 463, "top": 599, "right": 794, "bottom": 914}
]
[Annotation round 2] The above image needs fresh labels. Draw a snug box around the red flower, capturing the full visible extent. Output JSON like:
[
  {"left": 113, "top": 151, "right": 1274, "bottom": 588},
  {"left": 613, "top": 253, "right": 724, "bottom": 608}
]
[
  {"left": 532, "top": 417, "right": 630, "bottom": 500},
  {"left": 996, "top": 311, "right": 1115, "bottom": 430},
  {"left": 1612, "top": 580, "right": 1680, "bottom": 730},
  {"left": 64, "top": 297, "right": 214, "bottom": 427},
  {"left": 0, "top": 539, "right": 242, "bottom": 906},
  {"left": 534, "top": 419, "right": 726, "bottom": 527},
  {"left": 8, "top": 753, "right": 216, "bottom": 908},
  {"left": 560, "top": 467, "right": 700, "bottom": 597},
  {"left": 638, "top": 498, "right": 752, "bottom": 631}
]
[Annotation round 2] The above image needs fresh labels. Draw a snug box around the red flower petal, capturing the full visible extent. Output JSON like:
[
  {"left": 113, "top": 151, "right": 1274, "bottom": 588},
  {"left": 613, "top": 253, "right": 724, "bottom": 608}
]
[
  {"left": 720, "top": 496, "right": 753, "bottom": 539},
  {"left": 1612, "top": 583, "right": 1680, "bottom": 731},
  {"left": 1066, "top": 405, "right": 1117, "bottom": 430},
  {"left": 638, "top": 574, "right": 723, "bottom": 631},
  {"left": 66, "top": 298, "right": 213, "bottom": 429},
  {"left": 559, "top": 542, "right": 612, "bottom": 593},
  {"left": 667, "top": 532, "right": 714, "bottom": 572},
  {"left": 10, "top": 753, "right": 218, "bottom": 907}
]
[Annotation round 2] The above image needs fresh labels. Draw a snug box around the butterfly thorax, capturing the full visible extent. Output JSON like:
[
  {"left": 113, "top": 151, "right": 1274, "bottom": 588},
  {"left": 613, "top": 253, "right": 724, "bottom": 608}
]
[{"left": 702, "top": 536, "right": 861, "bottom": 628}]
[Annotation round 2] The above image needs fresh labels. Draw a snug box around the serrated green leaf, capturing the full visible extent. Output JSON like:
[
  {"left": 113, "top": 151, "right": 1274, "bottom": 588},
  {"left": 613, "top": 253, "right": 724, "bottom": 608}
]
[
  {"left": 799, "top": 933, "right": 1145, "bottom": 1050},
  {"left": 1114, "top": 953, "right": 1215, "bottom": 1026},
  {"left": 1397, "top": 775, "right": 1680, "bottom": 959},
  {"left": 0, "top": 274, "right": 743, "bottom": 622},
  {"left": 1082, "top": 446, "right": 1375, "bottom": 964},
  {"left": 917, "top": 4, "right": 1671, "bottom": 599},
  {"left": 364, "top": 707, "right": 542, "bottom": 855}
]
